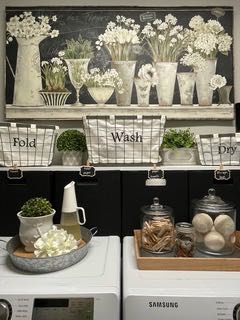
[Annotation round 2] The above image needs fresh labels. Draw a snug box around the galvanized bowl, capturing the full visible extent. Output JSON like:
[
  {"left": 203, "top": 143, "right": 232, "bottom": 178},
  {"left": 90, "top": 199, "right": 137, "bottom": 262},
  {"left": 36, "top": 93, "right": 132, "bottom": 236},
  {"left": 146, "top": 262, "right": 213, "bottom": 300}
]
[{"left": 6, "top": 226, "right": 95, "bottom": 273}]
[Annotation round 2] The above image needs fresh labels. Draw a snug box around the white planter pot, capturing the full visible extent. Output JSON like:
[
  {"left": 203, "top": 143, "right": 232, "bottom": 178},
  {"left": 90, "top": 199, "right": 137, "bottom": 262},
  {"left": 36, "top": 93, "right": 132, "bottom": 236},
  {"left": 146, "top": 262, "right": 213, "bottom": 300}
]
[
  {"left": 134, "top": 78, "right": 151, "bottom": 107},
  {"left": 111, "top": 60, "right": 136, "bottom": 106},
  {"left": 161, "top": 148, "right": 199, "bottom": 165},
  {"left": 39, "top": 91, "right": 71, "bottom": 106},
  {"left": 155, "top": 62, "right": 178, "bottom": 106},
  {"left": 17, "top": 210, "right": 55, "bottom": 252},
  {"left": 88, "top": 86, "right": 114, "bottom": 106},
  {"left": 196, "top": 59, "right": 217, "bottom": 106},
  {"left": 62, "top": 150, "right": 83, "bottom": 166},
  {"left": 177, "top": 72, "right": 196, "bottom": 105}
]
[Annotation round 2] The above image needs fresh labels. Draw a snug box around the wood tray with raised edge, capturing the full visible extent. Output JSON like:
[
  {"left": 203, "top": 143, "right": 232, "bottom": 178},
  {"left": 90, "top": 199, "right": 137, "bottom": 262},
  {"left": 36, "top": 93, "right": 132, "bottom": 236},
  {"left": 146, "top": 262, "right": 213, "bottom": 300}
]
[{"left": 134, "top": 229, "right": 240, "bottom": 271}]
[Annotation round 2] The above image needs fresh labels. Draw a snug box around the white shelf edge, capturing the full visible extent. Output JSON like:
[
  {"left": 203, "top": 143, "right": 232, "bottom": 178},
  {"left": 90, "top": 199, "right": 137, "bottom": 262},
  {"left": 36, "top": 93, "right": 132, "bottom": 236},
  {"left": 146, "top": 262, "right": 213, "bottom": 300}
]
[
  {"left": 5, "top": 104, "right": 234, "bottom": 120},
  {"left": 0, "top": 165, "right": 240, "bottom": 171}
]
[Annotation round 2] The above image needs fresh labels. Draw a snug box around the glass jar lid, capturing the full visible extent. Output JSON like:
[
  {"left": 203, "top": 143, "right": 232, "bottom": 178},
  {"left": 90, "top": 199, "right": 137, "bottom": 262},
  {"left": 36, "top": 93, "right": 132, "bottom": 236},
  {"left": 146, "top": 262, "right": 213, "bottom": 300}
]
[
  {"left": 193, "top": 188, "right": 234, "bottom": 213},
  {"left": 141, "top": 197, "right": 173, "bottom": 216}
]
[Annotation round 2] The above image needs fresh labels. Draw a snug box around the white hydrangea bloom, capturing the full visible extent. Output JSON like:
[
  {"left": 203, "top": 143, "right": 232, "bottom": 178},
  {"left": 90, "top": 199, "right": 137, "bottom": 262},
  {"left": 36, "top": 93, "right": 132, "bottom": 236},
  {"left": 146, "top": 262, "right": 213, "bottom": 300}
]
[
  {"left": 218, "top": 33, "right": 232, "bottom": 53},
  {"left": 34, "top": 226, "right": 78, "bottom": 258},
  {"left": 189, "top": 15, "right": 205, "bottom": 30},
  {"left": 209, "top": 74, "right": 227, "bottom": 90}
]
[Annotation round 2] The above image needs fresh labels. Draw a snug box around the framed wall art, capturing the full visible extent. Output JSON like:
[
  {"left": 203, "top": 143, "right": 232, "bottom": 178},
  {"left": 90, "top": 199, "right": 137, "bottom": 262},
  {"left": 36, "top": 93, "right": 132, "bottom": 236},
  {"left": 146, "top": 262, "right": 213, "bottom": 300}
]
[{"left": 3, "top": 4, "right": 236, "bottom": 122}]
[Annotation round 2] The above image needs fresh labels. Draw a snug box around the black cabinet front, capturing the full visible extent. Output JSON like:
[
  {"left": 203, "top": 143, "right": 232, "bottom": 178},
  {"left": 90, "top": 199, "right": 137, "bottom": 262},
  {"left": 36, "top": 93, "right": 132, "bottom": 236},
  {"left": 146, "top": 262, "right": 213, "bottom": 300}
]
[
  {"left": 0, "top": 171, "right": 53, "bottom": 235},
  {"left": 53, "top": 171, "right": 121, "bottom": 236},
  {"left": 121, "top": 171, "right": 189, "bottom": 236}
]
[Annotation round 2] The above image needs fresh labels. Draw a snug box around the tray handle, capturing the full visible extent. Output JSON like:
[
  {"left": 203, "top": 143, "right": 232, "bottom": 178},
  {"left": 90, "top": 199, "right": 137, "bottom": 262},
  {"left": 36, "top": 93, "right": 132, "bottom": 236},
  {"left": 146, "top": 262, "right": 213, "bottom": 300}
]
[{"left": 89, "top": 227, "right": 98, "bottom": 237}]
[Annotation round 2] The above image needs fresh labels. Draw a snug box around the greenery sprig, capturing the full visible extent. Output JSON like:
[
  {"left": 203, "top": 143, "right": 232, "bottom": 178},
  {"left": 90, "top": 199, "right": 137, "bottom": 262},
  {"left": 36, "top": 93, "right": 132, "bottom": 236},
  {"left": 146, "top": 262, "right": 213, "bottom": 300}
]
[{"left": 162, "top": 128, "right": 196, "bottom": 149}]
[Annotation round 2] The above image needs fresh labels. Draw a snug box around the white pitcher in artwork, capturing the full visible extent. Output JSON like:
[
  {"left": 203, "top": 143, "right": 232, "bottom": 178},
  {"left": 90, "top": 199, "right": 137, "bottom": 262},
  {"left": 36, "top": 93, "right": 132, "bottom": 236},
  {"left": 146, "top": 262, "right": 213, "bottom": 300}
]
[{"left": 13, "top": 36, "right": 46, "bottom": 106}]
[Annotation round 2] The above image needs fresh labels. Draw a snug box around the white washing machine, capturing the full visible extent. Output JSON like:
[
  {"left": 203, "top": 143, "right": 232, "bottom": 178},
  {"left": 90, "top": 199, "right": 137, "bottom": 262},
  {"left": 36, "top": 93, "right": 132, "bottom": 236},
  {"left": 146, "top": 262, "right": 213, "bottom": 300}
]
[
  {"left": 123, "top": 236, "right": 240, "bottom": 320},
  {"left": 0, "top": 236, "right": 120, "bottom": 320}
]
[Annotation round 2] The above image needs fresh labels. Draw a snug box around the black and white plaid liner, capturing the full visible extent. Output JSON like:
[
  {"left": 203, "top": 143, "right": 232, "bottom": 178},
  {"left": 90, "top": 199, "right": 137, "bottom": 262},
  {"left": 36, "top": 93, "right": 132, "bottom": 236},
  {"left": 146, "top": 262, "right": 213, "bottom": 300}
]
[
  {"left": 196, "top": 133, "right": 240, "bottom": 165},
  {"left": 0, "top": 122, "right": 59, "bottom": 167},
  {"left": 83, "top": 115, "right": 166, "bottom": 164}
]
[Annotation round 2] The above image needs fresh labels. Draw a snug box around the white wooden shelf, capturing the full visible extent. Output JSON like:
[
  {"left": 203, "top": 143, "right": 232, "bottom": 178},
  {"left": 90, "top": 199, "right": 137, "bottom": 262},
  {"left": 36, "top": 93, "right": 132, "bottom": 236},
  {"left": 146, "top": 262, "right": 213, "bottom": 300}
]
[{"left": 5, "top": 104, "right": 234, "bottom": 120}]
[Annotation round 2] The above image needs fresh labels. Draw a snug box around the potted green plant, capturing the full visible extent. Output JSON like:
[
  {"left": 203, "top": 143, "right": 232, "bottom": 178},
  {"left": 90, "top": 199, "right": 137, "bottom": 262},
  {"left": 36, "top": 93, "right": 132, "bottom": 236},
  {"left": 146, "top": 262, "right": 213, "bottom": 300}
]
[
  {"left": 17, "top": 197, "right": 55, "bottom": 252},
  {"left": 62, "top": 35, "right": 94, "bottom": 106},
  {"left": 57, "top": 129, "right": 87, "bottom": 166},
  {"left": 39, "top": 54, "right": 70, "bottom": 106},
  {"left": 160, "top": 128, "right": 199, "bottom": 165}
]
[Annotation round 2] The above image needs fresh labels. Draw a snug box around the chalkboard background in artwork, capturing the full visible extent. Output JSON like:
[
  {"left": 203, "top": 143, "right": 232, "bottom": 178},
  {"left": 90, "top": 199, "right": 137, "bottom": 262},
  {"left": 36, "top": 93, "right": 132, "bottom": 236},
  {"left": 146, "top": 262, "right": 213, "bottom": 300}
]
[{"left": 5, "top": 6, "right": 234, "bottom": 105}]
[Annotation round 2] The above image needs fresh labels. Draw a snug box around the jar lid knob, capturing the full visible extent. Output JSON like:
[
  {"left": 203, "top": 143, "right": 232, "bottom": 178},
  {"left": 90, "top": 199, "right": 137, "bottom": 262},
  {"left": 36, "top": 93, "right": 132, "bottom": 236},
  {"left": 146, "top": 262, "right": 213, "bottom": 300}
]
[
  {"left": 208, "top": 188, "right": 216, "bottom": 198},
  {"left": 153, "top": 197, "right": 159, "bottom": 205}
]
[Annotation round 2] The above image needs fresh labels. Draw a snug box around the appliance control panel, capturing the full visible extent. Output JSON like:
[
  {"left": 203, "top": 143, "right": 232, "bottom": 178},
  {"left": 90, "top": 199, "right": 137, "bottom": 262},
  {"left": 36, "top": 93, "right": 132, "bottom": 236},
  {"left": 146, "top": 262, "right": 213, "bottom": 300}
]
[
  {"left": 125, "top": 296, "right": 240, "bottom": 320},
  {"left": 0, "top": 297, "right": 94, "bottom": 320}
]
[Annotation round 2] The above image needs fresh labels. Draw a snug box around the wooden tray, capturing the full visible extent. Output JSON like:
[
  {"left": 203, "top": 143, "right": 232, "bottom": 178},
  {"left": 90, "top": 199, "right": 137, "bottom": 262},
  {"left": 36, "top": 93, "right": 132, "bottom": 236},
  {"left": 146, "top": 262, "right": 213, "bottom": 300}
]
[{"left": 134, "top": 229, "right": 240, "bottom": 271}]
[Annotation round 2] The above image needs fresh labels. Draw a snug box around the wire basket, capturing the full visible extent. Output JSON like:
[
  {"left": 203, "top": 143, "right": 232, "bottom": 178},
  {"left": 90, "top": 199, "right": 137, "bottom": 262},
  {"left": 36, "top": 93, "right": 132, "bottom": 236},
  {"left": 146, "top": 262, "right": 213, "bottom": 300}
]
[
  {"left": 83, "top": 115, "right": 166, "bottom": 164},
  {"left": 196, "top": 133, "right": 240, "bottom": 166},
  {"left": 0, "top": 122, "right": 59, "bottom": 167}
]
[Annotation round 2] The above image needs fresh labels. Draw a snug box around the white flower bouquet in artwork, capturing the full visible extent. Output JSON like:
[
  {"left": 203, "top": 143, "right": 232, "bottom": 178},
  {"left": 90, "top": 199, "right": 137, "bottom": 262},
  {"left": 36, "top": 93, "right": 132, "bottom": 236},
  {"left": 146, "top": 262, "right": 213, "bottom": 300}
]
[
  {"left": 96, "top": 15, "right": 141, "bottom": 61},
  {"left": 6, "top": 11, "right": 59, "bottom": 42},
  {"left": 188, "top": 15, "right": 232, "bottom": 59},
  {"left": 141, "top": 14, "right": 189, "bottom": 62},
  {"left": 83, "top": 68, "right": 124, "bottom": 105}
]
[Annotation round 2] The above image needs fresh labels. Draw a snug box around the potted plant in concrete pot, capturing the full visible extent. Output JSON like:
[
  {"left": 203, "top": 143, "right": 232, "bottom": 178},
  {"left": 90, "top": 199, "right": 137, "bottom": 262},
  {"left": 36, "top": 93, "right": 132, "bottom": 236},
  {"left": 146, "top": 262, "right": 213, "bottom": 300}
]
[
  {"left": 17, "top": 197, "right": 55, "bottom": 252},
  {"left": 160, "top": 128, "right": 199, "bottom": 165},
  {"left": 57, "top": 129, "right": 87, "bottom": 166}
]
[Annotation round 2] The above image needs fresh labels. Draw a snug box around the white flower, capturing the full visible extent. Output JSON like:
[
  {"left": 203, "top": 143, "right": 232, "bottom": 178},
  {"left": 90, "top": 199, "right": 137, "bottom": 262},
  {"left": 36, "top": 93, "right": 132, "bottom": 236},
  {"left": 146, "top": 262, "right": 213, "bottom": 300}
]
[
  {"left": 137, "top": 64, "right": 158, "bottom": 86},
  {"left": 58, "top": 51, "right": 65, "bottom": 57},
  {"left": 180, "top": 52, "right": 206, "bottom": 71},
  {"left": 165, "top": 14, "right": 177, "bottom": 26},
  {"left": 209, "top": 74, "right": 227, "bottom": 90},
  {"left": 96, "top": 15, "right": 140, "bottom": 60},
  {"left": 189, "top": 15, "right": 205, "bottom": 30},
  {"left": 218, "top": 33, "right": 232, "bottom": 53},
  {"left": 83, "top": 68, "right": 124, "bottom": 92},
  {"left": 187, "top": 15, "right": 232, "bottom": 59},
  {"left": 41, "top": 60, "right": 49, "bottom": 66},
  {"left": 142, "top": 16, "right": 187, "bottom": 62},
  {"left": 6, "top": 11, "right": 59, "bottom": 41},
  {"left": 34, "top": 226, "right": 78, "bottom": 258}
]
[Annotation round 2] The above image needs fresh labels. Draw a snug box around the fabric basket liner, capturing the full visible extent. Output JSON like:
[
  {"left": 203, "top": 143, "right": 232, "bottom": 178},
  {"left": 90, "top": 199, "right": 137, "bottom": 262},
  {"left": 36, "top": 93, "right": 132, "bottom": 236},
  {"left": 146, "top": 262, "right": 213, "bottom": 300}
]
[
  {"left": 196, "top": 133, "right": 240, "bottom": 165},
  {"left": 83, "top": 115, "right": 166, "bottom": 164},
  {"left": 0, "top": 122, "right": 59, "bottom": 167}
]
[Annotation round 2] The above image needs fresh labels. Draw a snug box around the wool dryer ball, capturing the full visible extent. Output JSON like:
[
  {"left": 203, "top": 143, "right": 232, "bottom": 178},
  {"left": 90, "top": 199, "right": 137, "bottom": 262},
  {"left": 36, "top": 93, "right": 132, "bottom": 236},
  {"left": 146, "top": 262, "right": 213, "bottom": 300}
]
[
  {"left": 214, "top": 214, "right": 235, "bottom": 236},
  {"left": 204, "top": 231, "right": 225, "bottom": 251},
  {"left": 192, "top": 213, "right": 213, "bottom": 233}
]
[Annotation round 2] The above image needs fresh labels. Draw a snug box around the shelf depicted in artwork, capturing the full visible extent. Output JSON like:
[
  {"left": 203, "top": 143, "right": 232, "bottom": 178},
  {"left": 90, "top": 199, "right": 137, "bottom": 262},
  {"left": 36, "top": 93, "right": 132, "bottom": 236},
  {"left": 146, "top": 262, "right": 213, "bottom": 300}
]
[{"left": 5, "top": 104, "right": 234, "bottom": 121}]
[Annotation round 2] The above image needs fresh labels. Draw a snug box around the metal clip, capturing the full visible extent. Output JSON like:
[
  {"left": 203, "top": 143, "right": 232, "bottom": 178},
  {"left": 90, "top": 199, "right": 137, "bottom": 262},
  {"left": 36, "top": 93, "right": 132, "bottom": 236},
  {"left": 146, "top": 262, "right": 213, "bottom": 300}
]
[
  {"left": 214, "top": 164, "right": 231, "bottom": 181},
  {"left": 7, "top": 165, "right": 23, "bottom": 180},
  {"left": 146, "top": 164, "right": 166, "bottom": 186},
  {"left": 79, "top": 161, "right": 96, "bottom": 178}
]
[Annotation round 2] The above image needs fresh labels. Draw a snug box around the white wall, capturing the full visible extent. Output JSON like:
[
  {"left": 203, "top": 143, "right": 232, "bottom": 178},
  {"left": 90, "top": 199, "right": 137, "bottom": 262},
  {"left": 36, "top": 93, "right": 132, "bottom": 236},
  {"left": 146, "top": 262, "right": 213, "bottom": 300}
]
[{"left": 1, "top": 0, "right": 240, "bottom": 136}]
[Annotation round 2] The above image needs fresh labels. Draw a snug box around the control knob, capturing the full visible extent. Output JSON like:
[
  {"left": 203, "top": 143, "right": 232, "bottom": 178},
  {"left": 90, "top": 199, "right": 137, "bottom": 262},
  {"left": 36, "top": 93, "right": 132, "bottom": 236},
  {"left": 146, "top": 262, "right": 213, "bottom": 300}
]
[
  {"left": 233, "top": 303, "right": 240, "bottom": 320},
  {"left": 0, "top": 300, "right": 12, "bottom": 320}
]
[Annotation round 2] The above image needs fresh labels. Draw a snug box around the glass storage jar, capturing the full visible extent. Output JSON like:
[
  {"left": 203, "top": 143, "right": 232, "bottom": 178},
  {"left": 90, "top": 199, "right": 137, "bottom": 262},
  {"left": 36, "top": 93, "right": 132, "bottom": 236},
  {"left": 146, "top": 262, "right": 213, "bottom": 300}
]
[
  {"left": 192, "top": 188, "right": 236, "bottom": 256},
  {"left": 141, "top": 197, "right": 174, "bottom": 254},
  {"left": 175, "top": 222, "right": 196, "bottom": 257}
]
